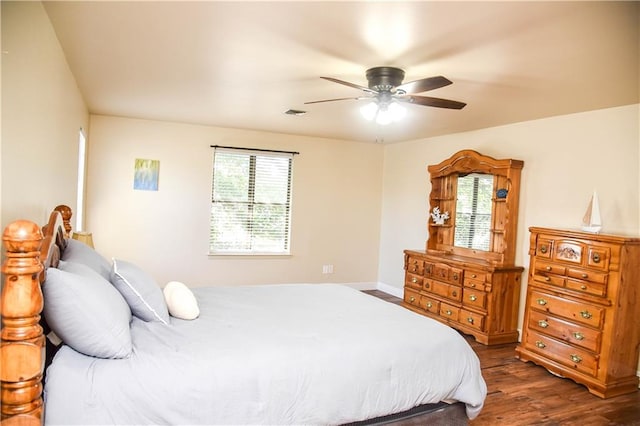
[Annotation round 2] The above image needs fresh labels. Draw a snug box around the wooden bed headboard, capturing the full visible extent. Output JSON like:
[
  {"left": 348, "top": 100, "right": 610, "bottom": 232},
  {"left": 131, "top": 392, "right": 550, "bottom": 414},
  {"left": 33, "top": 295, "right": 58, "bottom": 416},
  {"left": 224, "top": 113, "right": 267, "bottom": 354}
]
[{"left": 1, "top": 205, "right": 72, "bottom": 425}]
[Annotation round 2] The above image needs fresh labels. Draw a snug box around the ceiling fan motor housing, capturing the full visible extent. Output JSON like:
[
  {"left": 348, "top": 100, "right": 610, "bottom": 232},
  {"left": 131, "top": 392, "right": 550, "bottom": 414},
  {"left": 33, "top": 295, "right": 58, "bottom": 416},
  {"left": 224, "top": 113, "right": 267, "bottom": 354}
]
[{"left": 366, "top": 67, "right": 405, "bottom": 91}]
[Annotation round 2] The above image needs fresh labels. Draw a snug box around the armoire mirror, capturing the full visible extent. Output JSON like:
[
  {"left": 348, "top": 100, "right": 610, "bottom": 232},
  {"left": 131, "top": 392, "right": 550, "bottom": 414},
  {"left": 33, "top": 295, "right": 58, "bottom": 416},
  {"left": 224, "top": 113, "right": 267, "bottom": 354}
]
[
  {"left": 454, "top": 172, "right": 494, "bottom": 251},
  {"left": 426, "top": 150, "right": 524, "bottom": 266}
]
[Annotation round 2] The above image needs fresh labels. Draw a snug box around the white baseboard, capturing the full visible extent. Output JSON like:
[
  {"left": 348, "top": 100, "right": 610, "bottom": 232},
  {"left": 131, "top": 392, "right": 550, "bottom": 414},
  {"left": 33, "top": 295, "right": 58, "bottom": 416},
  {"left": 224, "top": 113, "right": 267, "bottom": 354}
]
[
  {"left": 339, "top": 281, "right": 404, "bottom": 298},
  {"left": 341, "top": 282, "right": 378, "bottom": 291},
  {"left": 375, "top": 282, "right": 404, "bottom": 298}
]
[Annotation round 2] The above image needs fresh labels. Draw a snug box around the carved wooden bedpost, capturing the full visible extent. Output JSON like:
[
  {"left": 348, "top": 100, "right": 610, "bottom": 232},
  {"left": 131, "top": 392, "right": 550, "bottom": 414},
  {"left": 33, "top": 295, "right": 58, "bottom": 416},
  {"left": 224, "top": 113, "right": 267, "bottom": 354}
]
[
  {"left": 53, "top": 205, "right": 72, "bottom": 238},
  {"left": 0, "top": 220, "right": 45, "bottom": 425}
]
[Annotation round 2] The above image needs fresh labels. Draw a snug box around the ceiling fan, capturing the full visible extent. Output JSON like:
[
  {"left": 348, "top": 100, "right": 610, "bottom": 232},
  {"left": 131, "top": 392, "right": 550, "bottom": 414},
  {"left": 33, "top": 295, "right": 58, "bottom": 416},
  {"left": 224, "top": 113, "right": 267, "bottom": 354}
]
[{"left": 305, "top": 67, "right": 466, "bottom": 125}]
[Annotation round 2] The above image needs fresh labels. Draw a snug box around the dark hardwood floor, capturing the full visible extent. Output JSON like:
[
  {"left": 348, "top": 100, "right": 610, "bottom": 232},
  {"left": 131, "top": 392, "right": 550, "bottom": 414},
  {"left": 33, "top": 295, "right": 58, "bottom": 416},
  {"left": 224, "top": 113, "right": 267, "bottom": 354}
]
[{"left": 363, "top": 290, "right": 640, "bottom": 425}]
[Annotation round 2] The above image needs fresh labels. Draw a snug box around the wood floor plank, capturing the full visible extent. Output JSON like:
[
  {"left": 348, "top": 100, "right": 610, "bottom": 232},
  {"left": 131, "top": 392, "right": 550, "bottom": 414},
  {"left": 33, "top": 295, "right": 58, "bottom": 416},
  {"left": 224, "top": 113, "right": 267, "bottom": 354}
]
[{"left": 363, "top": 290, "right": 640, "bottom": 425}]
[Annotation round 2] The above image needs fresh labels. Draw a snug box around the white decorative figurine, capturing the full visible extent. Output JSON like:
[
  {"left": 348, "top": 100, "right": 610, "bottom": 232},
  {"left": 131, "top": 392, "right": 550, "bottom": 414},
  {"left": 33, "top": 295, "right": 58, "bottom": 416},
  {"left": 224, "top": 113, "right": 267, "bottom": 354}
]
[
  {"left": 431, "top": 207, "right": 450, "bottom": 225},
  {"left": 581, "top": 191, "right": 602, "bottom": 233}
]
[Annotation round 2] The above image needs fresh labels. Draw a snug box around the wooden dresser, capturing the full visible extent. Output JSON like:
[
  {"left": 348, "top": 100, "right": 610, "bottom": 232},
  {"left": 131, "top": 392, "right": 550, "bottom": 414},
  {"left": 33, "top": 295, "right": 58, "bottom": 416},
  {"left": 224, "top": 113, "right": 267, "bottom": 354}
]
[
  {"left": 402, "top": 150, "right": 525, "bottom": 345},
  {"left": 404, "top": 250, "right": 523, "bottom": 345},
  {"left": 515, "top": 227, "right": 640, "bottom": 398}
]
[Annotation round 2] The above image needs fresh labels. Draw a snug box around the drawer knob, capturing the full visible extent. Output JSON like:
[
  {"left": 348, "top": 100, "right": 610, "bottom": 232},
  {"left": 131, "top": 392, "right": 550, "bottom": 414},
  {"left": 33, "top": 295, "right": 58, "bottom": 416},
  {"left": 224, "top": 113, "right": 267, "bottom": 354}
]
[
  {"left": 409, "top": 296, "right": 415, "bottom": 303},
  {"left": 538, "top": 320, "right": 549, "bottom": 328},
  {"left": 469, "top": 294, "right": 477, "bottom": 302},
  {"left": 592, "top": 253, "right": 601, "bottom": 263},
  {"left": 471, "top": 274, "right": 477, "bottom": 278},
  {"left": 470, "top": 283, "right": 476, "bottom": 288},
  {"left": 535, "top": 341, "right": 546, "bottom": 349},
  {"left": 540, "top": 245, "right": 548, "bottom": 254},
  {"left": 453, "top": 273, "right": 459, "bottom": 280},
  {"left": 425, "top": 283, "right": 430, "bottom": 289},
  {"left": 580, "top": 285, "right": 587, "bottom": 290},
  {"left": 411, "top": 277, "right": 418, "bottom": 283},
  {"left": 445, "top": 310, "right": 452, "bottom": 316},
  {"left": 544, "top": 277, "right": 551, "bottom": 282},
  {"left": 570, "top": 354, "right": 582, "bottom": 363},
  {"left": 580, "top": 310, "right": 592, "bottom": 319},
  {"left": 452, "top": 291, "right": 458, "bottom": 297},
  {"left": 572, "top": 332, "right": 585, "bottom": 341},
  {"left": 545, "top": 266, "right": 552, "bottom": 271},
  {"left": 426, "top": 302, "right": 433, "bottom": 308},
  {"left": 581, "top": 273, "right": 588, "bottom": 279},
  {"left": 537, "top": 298, "right": 548, "bottom": 306},
  {"left": 467, "top": 317, "right": 474, "bottom": 324}
]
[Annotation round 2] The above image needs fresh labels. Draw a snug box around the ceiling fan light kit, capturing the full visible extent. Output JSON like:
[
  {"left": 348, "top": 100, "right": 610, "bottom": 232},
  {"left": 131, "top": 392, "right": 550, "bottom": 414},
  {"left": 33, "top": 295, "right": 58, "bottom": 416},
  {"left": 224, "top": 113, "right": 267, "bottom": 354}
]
[
  {"left": 360, "top": 100, "right": 406, "bottom": 125},
  {"left": 306, "top": 66, "right": 466, "bottom": 125}
]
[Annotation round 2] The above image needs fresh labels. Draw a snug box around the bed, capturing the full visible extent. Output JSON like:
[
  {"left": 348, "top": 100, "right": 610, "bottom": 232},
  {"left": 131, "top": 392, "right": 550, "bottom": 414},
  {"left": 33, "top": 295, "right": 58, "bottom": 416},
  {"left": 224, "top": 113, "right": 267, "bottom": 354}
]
[{"left": 1, "top": 205, "right": 486, "bottom": 425}]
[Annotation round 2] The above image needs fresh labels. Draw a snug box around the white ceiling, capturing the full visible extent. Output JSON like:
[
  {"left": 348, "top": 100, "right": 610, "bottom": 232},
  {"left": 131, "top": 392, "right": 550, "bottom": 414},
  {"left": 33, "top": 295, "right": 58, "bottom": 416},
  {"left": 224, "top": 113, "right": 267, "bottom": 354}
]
[{"left": 43, "top": 1, "right": 639, "bottom": 144}]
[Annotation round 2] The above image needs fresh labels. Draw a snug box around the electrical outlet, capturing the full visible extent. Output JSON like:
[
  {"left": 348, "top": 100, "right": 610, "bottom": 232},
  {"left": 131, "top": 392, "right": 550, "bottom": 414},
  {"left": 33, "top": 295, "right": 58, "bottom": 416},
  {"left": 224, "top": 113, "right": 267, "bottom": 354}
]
[{"left": 322, "top": 264, "right": 334, "bottom": 274}]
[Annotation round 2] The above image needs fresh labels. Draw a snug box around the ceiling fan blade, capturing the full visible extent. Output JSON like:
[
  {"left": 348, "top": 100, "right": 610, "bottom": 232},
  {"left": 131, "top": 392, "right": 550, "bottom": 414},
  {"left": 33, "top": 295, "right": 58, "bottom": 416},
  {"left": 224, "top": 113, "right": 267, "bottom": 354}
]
[
  {"left": 402, "top": 95, "right": 466, "bottom": 110},
  {"left": 395, "top": 76, "right": 452, "bottom": 94},
  {"left": 304, "top": 96, "right": 363, "bottom": 105},
  {"left": 320, "top": 77, "right": 378, "bottom": 94}
]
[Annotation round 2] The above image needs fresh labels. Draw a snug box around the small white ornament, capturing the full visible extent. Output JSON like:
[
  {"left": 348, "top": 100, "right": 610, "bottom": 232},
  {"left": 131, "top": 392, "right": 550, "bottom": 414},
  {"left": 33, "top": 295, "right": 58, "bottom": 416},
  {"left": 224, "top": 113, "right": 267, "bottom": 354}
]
[
  {"left": 431, "top": 207, "right": 450, "bottom": 225},
  {"left": 581, "top": 191, "right": 602, "bottom": 233}
]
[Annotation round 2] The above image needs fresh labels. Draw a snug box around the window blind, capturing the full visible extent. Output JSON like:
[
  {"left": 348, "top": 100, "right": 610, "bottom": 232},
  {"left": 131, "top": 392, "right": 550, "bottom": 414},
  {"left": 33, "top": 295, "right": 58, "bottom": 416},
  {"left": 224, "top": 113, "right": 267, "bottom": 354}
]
[{"left": 210, "top": 147, "right": 293, "bottom": 255}]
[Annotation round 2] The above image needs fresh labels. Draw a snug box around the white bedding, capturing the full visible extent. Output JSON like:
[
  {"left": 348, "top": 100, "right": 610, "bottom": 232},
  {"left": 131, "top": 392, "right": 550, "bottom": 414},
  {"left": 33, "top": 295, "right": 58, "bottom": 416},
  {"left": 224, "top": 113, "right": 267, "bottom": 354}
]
[{"left": 44, "top": 284, "right": 486, "bottom": 425}]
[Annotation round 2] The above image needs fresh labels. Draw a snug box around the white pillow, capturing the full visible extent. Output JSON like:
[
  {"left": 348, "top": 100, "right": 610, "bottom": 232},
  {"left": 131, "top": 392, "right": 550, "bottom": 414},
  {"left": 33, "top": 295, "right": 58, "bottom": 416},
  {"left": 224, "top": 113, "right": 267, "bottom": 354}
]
[
  {"left": 111, "top": 259, "right": 169, "bottom": 324},
  {"left": 163, "top": 281, "right": 200, "bottom": 320},
  {"left": 44, "top": 262, "right": 133, "bottom": 359}
]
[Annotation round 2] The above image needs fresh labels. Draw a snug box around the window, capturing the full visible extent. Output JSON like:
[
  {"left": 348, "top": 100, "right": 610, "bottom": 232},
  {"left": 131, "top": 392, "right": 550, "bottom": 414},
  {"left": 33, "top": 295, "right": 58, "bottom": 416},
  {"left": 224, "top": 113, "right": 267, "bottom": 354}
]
[
  {"left": 76, "top": 128, "right": 87, "bottom": 231},
  {"left": 209, "top": 147, "right": 294, "bottom": 255}
]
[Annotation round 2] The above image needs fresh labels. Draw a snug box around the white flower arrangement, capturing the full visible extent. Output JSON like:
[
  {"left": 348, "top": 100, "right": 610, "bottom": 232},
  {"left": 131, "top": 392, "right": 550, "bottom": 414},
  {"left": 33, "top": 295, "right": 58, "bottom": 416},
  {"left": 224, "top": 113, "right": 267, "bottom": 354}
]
[{"left": 430, "top": 207, "right": 450, "bottom": 225}]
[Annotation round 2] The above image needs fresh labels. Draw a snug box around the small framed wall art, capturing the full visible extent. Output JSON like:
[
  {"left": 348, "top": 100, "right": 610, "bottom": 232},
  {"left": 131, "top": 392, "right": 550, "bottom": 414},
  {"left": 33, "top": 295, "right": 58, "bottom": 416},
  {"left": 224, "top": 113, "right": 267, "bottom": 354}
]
[{"left": 133, "top": 158, "right": 160, "bottom": 191}]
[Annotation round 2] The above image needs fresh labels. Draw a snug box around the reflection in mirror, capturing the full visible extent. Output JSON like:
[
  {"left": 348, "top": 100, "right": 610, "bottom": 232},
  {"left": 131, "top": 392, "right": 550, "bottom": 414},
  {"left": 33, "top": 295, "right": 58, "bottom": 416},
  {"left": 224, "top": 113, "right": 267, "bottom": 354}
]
[{"left": 454, "top": 173, "right": 494, "bottom": 251}]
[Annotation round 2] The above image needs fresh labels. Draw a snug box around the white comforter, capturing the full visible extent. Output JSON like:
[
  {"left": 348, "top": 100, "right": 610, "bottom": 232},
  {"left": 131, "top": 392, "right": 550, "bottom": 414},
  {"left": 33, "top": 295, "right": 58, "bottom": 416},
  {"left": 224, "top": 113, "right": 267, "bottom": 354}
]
[{"left": 44, "top": 284, "right": 486, "bottom": 425}]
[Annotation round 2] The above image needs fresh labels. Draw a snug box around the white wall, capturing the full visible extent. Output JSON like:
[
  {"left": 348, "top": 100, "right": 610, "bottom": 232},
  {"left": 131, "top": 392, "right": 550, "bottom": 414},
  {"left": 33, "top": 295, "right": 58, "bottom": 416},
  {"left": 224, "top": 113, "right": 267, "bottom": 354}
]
[
  {"left": 86, "top": 115, "right": 384, "bottom": 287},
  {"left": 378, "top": 104, "right": 640, "bottom": 325},
  {"left": 1, "top": 1, "right": 88, "bottom": 228}
]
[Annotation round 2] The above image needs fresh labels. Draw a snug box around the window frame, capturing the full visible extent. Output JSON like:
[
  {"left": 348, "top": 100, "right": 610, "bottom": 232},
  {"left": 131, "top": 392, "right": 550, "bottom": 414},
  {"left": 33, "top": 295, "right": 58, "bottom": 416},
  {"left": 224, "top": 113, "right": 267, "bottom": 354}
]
[{"left": 209, "top": 147, "right": 295, "bottom": 256}]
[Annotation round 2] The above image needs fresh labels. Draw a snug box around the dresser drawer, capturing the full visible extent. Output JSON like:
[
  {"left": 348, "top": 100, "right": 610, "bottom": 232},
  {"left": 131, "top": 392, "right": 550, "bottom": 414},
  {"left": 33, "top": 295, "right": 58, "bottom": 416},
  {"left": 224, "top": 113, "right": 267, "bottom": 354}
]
[
  {"left": 532, "top": 272, "right": 566, "bottom": 288},
  {"left": 449, "top": 267, "right": 464, "bottom": 285},
  {"left": 535, "top": 237, "right": 555, "bottom": 259},
  {"left": 406, "top": 257, "right": 424, "bottom": 275},
  {"left": 465, "top": 270, "right": 487, "bottom": 282},
  {"left": 528, "top": 310, "right": 602, "bottom": 353},
  {"left": 554, "top": 240, "right": 586, "bottom": 265},
  {"left": 586, "top": 246, "right": 610, "bottom": 271},
  {"left": 566, "top": 278, "right": 607, "bottom": 298},
  {"left": 525, "top": 330, "right": 598, "bottom": 377},
  {"left": 463, "top": 270, "right": 487, "bottom": 292},
  {"left": 426, "top": 279, "right": 462, "bottom": 302},
  {"left": 430, "top": 263, "right": 464, "bottom": 285},
  {"left": 420, "top": 295, "right": 440, "bottom": 314},
  {"left": 534, "top": 260, "right": 566, "bottom": 276},
  {"left": 424, "top": 261, "right": 435, "bottom": 276},
  {"left": 405, "top": 273, "right": 423, "bottom": 290},
  {"left": 460, "top": 309, "right": 485, "bottom": 331},
  {"left": 404, "top": 288, "right": 421, "bottom": 308},
  {"left": 433, "top": 263, "right": 450, "bottom": 280},
  {"left": 440, "top": 303, "right": 460, "bottom": 321},
  {"left": 463, "top": 278, "right": 487, "bottom": 292},
  {"left": 566, "top": 268, "right": 608, "bottom": 284},
  {"left": 462, "top": 288, "right": 487, "bottom": 310},
  {"left": 529, "top": 289, "right": 604, "bottom": 329}
]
